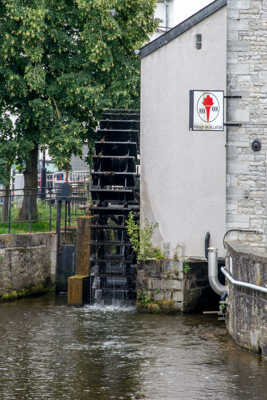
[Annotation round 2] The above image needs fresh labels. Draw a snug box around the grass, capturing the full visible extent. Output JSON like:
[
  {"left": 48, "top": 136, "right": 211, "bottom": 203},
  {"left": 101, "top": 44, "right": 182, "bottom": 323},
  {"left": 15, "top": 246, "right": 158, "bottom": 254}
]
[{"left": 0, "top": 200, "right": 85, "bottom": 234}]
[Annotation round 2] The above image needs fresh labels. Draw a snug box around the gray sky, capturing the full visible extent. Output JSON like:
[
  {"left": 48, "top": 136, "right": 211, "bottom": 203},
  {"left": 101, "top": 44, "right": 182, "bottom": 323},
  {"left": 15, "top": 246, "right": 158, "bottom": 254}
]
[{"left": 177, "top": 0, "right": 213, "bottom": 23}]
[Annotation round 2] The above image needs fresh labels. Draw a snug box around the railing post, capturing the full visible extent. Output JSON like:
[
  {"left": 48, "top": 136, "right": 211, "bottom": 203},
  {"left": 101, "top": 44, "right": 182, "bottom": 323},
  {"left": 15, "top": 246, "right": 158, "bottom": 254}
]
[
  {"left": 8, "top": 190, "right": 11, "bottom": 234},
  {"left": 49, "top": 189, "right": 52, "bottom": 231},
  {"left": 28, "top": 188, "right": 32, "bottom": 233}
]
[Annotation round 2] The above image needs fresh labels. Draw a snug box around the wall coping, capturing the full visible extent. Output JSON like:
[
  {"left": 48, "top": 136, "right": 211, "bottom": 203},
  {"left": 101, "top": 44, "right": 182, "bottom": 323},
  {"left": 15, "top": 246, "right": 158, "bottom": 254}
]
[
  {"left": 226, "top": 240, "right": 267, "bottom": 261},
  {"left": 0, "top": 232, "right": 56, "bottom": 249}
]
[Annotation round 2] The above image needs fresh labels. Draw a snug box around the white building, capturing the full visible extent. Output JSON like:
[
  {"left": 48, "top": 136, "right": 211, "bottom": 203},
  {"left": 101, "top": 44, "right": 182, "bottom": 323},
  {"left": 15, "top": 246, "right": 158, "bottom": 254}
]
[
  {"left": 152, "top": 0, "right": 213, "bottom": 40},
  {"left": 141, "top": 0, "right": 226, "bottom": 259},
  {"left": 141, "top": 0, "right": 267, "bottom": 259}
]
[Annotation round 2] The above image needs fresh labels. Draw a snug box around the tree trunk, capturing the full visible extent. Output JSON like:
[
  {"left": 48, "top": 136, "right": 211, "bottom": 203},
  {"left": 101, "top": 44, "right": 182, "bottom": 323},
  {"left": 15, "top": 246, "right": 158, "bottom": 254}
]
[{"left": 18, "top": 144, "right": 38, "bottom": 221}]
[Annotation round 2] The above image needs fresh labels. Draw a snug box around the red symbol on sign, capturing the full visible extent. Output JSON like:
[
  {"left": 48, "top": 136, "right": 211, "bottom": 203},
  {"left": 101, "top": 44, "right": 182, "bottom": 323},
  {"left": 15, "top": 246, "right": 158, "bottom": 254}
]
[{"left": 202, "top": 95, "right": 214, "bottom": 122}]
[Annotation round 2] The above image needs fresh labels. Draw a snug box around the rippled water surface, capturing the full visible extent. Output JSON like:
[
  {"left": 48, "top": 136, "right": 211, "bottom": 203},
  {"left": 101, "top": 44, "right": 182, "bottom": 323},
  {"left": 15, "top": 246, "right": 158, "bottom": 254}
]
[{"left": 0, "top": 294, "right": 266, "bottom": 400}]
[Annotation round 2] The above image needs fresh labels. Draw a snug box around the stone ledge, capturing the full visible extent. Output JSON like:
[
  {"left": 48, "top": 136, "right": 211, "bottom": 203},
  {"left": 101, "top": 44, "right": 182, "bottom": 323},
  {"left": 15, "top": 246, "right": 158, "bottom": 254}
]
[
  {"left": 226, "top": 240, "right": 267, "bottom": 260},
  {"left": 226, "top": 240, "right": 267, "bottom": 355}
]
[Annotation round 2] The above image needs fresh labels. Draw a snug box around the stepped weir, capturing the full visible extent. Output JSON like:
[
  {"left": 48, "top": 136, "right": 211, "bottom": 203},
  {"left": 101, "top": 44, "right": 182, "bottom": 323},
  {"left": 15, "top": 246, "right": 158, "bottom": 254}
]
[{"left": 87, "top": 110, "right": 140, "bottom": 305}]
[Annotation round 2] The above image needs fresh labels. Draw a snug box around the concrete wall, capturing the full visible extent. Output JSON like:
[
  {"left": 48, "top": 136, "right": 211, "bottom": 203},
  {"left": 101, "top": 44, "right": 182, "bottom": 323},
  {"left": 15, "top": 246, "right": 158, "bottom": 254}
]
[
  {"left": 225, "top": 241, "right": 267, "bottom": 355},
  {"left": 0, "top": 233, "right": 57, "bottom": 298},
  {"left": 226, "top": 0, "right": 267, "bottom": 246},
  {"left": 141, "top": 7, "right": 227, "bottom": 258}
]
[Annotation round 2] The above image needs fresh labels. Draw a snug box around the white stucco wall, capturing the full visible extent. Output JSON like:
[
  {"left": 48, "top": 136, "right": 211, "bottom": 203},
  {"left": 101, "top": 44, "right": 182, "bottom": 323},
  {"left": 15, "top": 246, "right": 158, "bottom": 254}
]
[{"left": 141, "top": 7, "right": 227, "bottom": 258}]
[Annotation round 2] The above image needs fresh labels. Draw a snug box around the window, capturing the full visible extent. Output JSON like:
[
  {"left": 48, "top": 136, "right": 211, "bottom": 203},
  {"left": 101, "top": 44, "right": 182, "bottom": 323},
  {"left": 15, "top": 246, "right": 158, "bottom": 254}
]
[{"left": 196, "top": 34, "right": 202, "bottom": 50}]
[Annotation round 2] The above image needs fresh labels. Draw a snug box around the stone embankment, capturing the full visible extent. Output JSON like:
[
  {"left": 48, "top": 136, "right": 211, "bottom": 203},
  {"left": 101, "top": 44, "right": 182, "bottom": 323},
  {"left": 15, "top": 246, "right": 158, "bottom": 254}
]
[
  {"left": 137, "top": 259, "right": 212, "bottom": 313},
  {"left": 0, "top": 233, "right": 57, "bottom": 301},
  {"left": 226, "top": 241, "right": 267, "bottom": 355}
]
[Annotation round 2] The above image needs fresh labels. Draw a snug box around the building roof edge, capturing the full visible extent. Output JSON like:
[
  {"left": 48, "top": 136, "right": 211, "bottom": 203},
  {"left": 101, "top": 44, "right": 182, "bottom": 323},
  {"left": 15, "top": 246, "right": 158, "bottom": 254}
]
[{"left": 140, "top": 0, "right": 227, "bottom": 58}]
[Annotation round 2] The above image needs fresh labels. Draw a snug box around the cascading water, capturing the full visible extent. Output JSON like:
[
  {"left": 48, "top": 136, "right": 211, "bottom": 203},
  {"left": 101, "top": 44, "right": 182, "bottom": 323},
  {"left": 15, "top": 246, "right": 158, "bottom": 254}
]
[{"left": 88, "top": 110, "right": 140, "bottom": 306}]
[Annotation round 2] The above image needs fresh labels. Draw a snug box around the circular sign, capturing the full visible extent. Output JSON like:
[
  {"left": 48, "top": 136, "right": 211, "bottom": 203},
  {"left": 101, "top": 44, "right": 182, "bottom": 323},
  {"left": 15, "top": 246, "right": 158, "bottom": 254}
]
[{"left": 197, "top": 92, "right": 220, "bottom": 123}]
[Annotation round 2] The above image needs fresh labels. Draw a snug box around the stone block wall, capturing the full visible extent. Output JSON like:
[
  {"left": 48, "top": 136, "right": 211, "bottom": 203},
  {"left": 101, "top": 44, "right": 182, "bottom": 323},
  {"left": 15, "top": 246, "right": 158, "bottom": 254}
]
[
  {"left": 183, "top": 262, "right": 215, "bottom": 312},
  {"left": 227, "top": 0, "right": 267, "bottom": 246},
  {"left": 136, "top": 259, "right": 211, "bottom": 312},
  {"left": 226, "top": 241, "right": 267, "bottom": 355},
  {"left": 0, "top": 233, "right": 57, "bottom": 299}
]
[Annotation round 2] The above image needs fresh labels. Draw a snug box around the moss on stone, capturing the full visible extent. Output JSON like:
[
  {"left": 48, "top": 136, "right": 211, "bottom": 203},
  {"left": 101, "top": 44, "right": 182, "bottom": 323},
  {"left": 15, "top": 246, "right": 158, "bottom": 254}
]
[
  {"left": 136, "top": 297, "right": 178, "bottom": 314},
  {"left": 0, "top": 284, "right": 55, "bottom": 303},
  {"left": 146, "top": 302, "right": 161, "bottom": 313},
  {"left": 157, "top": 299, "right": 177, "bottom": 313}
]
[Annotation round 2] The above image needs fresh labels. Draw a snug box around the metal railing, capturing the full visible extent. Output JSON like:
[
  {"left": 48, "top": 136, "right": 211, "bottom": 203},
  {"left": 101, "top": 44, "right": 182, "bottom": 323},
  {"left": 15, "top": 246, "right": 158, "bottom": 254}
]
[
  {"left": 0, "top": 182, "right": 90, "bottom": 234},
  {"left": 221, "top": 267, "right": 267, "bottom": 294}
]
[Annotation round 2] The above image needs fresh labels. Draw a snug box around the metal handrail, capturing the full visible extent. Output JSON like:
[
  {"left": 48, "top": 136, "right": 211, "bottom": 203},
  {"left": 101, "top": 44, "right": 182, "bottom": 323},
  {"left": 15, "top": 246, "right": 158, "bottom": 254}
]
[{"left": 221, "top": 267, "right": 267, "bottom": 294}]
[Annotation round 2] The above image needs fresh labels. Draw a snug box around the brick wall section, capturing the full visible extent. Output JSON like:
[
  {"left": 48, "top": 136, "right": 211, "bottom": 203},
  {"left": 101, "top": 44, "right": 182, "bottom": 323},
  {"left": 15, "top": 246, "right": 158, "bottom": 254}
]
[
  {"left": 0, "top": 233, "right": 57, "bottom": 297},
  {"left": 227, "top": 0, "right": 267, "bottom": 245},
  {"left": 225, "top": 241, "right": 267, "bottom": 355}
]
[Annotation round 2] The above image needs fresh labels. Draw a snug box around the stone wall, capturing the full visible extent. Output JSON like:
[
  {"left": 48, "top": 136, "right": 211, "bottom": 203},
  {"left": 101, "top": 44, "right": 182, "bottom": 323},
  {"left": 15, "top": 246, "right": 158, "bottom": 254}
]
[
  {"left": 225, "top": 241, "right": 267, "bottom": 355},
  {"left": 136, "top": 259, "right": 211, "bottom": 312},
  {"left": 227, "top": 0, "right": 267, "bottom": 246},
  {"left": 0, "top": 233, "right": 57, "bottom": 299}
]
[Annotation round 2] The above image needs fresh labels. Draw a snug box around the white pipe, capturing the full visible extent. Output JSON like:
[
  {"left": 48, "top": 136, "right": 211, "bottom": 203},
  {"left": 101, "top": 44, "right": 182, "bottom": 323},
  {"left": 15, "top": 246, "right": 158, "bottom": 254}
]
[
  {"left": 164, "top": 0, "right": 169, "bottom": 31},
  {"left": 221, "top": 267, "right": 267, "bottom": 294},
  {"left": 208, "top": 247, "right": 228, "bottom": 295}
]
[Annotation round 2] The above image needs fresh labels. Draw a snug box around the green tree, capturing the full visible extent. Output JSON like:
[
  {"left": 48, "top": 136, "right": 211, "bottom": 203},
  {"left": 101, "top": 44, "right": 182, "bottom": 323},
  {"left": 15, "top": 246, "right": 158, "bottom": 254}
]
[
  {"left": 0, "top": 118, "right": 18, "bottom": 222},
  {"left": 0, "top": 0, "right": 157, "bottom": 220}
]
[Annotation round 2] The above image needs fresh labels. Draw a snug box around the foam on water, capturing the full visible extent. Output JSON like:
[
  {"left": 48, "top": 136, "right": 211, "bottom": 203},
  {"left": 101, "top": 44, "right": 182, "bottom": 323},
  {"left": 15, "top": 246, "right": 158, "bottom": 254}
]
[{"left": 83, "top": 304, "right": 136, "bottom": 313}]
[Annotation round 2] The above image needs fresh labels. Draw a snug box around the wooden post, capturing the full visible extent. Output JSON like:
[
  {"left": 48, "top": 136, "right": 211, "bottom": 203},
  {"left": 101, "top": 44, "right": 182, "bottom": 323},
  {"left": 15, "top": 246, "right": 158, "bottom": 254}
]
[{"left": 68, "top": 216, "right": 92, "bottom": 305}]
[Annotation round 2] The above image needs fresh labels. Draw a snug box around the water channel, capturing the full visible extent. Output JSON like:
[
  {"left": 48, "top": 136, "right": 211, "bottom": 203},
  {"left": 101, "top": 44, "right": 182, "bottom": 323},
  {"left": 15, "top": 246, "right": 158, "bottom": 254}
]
[{"left": 0, "top": 294, "right": 266, "bottom": 400}]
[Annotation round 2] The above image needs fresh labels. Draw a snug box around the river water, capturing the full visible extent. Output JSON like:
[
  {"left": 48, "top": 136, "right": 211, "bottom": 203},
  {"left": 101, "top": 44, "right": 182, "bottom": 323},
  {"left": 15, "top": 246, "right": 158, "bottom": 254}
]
[{"left": 0, "top": 294, "right": 266, "bottom": 400}]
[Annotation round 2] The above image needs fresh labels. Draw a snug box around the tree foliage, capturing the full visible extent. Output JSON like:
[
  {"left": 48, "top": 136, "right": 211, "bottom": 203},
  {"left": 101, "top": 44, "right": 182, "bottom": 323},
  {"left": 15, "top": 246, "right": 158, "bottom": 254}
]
[
  {"left": 0, "top": 0, "right": 157, "bottom": 219},
  {"left": 0, "top": 0, "right": 157, "bottom": 171},
  {"left": 0, "top": 117, "right": 17, "bottom": 185}
]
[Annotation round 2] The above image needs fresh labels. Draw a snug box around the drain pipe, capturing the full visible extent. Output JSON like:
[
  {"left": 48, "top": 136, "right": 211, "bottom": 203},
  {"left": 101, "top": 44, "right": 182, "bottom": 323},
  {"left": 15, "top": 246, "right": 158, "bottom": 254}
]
[
  {"left": 164, "top": 0, "right": 169, "bottom": 31},
  {"left": 208, "top": 247, "right": 229, "bottom": 295},
  {"left": 205, "top": 232, "right": 210, "bottom": 259}
]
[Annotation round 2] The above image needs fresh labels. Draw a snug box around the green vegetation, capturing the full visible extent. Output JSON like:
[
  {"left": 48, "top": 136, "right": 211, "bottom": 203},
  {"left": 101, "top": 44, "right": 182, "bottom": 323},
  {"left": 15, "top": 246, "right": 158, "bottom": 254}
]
[
  {"left": 0, "top": 0, "right": 158, "bottom": 220},
  {"left": 136, "top": 289, "right": 177, "bottom": 314},
  {"left": 183, "top": 261, "right": 191, "bottom": 275},
  {"left": 0, "top": 284, "right": 55, "bottom": 303},
  {"left": 0, "top": 200, "right": 83, "bottom": 234},
  {"left": 126, "top": 212, "right": 164, "bottom": 263}
]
